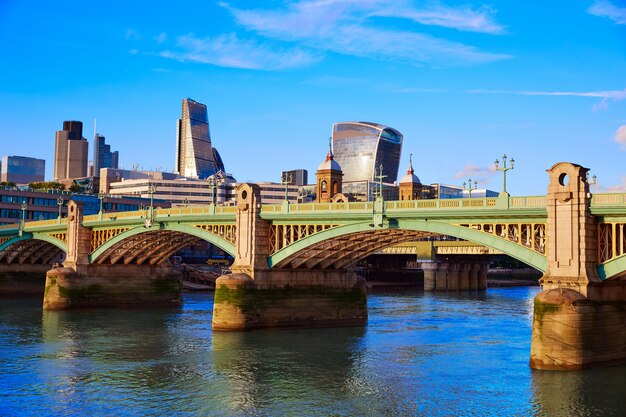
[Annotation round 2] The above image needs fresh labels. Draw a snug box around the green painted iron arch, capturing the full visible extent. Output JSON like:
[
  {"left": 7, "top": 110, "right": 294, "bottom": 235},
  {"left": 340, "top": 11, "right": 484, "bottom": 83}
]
[
  {"left": 598, "top": 254, "right": 626, "bottom": 280},
  {"left": 268, "top": 219, "right": 548, "bottom": 272},
  {"left": 89, "top": 223, "right": 236, "bottom": 264},
  {"left": 0, "top": 233, "right": 67, "bottom": 253}
]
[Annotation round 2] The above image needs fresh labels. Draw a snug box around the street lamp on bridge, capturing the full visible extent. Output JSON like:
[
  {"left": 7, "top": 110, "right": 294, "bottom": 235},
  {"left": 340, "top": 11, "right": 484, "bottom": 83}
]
[
  {"left": 463, "top": 178, "right": 478, "bottom": 198},
  {"left": 282, "top": 173, "right": 293, "bottom": 202},
  {"left": 208, "top": 177, "right": 217, "bottom": 206},
  {"left": 20, "top": 201, "right": 27, "bottom": 234},
  {"left": 494, "top": 154, "right": 514, "bottom": 194},
  {"left": 98, "top": 192, "right": 105, "bottom": 220},
  {"left": 57, "top": 197, "right": 64, "bottom": 224}
]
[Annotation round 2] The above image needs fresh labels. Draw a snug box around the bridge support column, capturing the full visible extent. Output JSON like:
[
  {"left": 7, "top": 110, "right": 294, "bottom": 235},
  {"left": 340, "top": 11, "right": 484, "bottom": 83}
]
[
  {"left": 422, "top": 262, "right": 436, "bottom": 292},
  {"left": 212, "top": 184, "right": 367, "bottom": 330},
  {"left": 468, "top": 264, "right": 479, "bottom": 290},
  {"left": 458, "top": 264, "right": 470, "bottom": 290},
  {"left": 43, "top": 201, "right": 183, "bottom": 310},
  {"left": 478, "top": 264, "right": 488, "bottom": 290},
  {"left": 531, "top": 162, "right": 626, "bottom": 370},
  {"left": 0, "top": 264, "right": 50, "bottom": 297},
  {"left": 435, "top": 263, "right": 448, "bottom": 291},
  {"left": 447, "top": 263, "right": 460, "bottom": 291}
]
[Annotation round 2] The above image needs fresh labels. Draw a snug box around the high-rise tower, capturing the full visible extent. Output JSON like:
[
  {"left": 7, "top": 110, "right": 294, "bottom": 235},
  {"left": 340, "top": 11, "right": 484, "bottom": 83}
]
[
  {"left": 331, "top": 121, "right": 402, "bottom": 200},
  {"left": 54, "top": 121, "right": 88, "bottom": 180},
  {"left": 175, "top": 98, "right": 224, "bottom": 179},
  {"left": 93, "top": 134, "right": 119, "bottom": 176}
]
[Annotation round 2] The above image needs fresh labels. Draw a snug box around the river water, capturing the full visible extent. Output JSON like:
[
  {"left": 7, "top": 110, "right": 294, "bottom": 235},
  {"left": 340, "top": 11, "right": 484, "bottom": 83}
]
[{"left": 1, "top": 287, "right": 625, "bottom": 416}]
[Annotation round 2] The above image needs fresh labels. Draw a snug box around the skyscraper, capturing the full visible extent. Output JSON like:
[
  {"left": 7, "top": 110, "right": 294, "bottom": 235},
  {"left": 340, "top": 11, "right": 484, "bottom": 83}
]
[
  {"left": 93, "top": 133, "right": 119, "bottom": 176},
  {"left": 1, "top": 155, "right": 45, "bottom": 184},
  {"left": 331, "top": 121, "right": 403, "bottom": 200},
  {"left": 54, "top": 121, "right": 88, "bottom": 180},
  {"left": 175, "top": 98, "right": 224, "bottom": 179}
]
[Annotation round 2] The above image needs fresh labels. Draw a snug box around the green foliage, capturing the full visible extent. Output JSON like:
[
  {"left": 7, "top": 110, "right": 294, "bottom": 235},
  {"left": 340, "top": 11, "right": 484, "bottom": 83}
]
[
  {"left": 29, "top": 181, "right": 65, "bottom": 191},
  {"left": 0, "top": 181, "right": 16, "bottom": 187},
  {"left": 68, "top": 184, "right": 83, "bottom": 193}
]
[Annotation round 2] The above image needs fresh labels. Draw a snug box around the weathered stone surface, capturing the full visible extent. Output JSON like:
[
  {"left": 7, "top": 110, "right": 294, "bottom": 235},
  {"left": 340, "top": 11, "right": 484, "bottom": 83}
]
[
  {"left": 530, "top": 288, "right": 626, "bottom": 370},
  {"left": 212, "top": 270, "right": 368, "bottom": 330},
  {"left": 43, "top": 264, "right": 183, "bottom": 310},
  {"left": 0, "top": 264, "right": 49, "bottom": 296}
]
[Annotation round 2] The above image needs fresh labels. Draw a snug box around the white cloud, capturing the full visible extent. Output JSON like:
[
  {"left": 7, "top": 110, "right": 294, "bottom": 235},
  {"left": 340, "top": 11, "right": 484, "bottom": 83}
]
[
  {"left": 588, "top": 1, "right": 626, "bottom": 25},
  {"left": 153, "top": 32, "right": 167, "bottom": 44},
  {"left": 615, "top": 125, "right": 626, "bottom": 149},
  {"left": 453, "top": 164, "right": 497, "bottom": 185},
  {"left": 592, "top": 176, "right": 626, "bottom": 192},
  {"left": 125, "top": 29, "right": 142, "bottom": 41},
  {"left": 468, "top": 88, "right": 626, "bottom": 110},
  {"left": 218, "top": 0, "right": 510, "bottom": 67},
  {"left": 159, "top": 33, "right": 320, "bottom": 70}
]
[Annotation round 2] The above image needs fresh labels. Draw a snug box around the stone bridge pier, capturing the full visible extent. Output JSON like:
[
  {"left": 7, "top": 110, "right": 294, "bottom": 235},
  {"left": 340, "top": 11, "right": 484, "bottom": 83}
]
[
  {"left": 43, "top": 201, "right": 183, "bottom": 310},
  {"left": 422, "top": 261, "right": 488, "bottom": 292},
  {"left": 212, "top": 184, "right": 367, "bottom": 330},
  {"left": 530, "top": 163, "right": 626, "bottom": 370}
]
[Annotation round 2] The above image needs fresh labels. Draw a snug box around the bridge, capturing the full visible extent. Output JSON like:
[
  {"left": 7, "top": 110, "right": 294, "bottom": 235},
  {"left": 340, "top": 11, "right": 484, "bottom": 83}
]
[{"left": 1, "top": 162, "right": 626, "bottom": 370}]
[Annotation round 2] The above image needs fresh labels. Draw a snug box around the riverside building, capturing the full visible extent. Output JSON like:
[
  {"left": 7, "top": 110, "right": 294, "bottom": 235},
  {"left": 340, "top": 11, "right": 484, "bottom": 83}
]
[{"left": 54, "top": 121, "right": 88, "bottom": 180}]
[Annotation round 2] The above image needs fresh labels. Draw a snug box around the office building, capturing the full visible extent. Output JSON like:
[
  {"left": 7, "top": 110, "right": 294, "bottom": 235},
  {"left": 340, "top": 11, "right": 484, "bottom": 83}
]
[
  {"left": 0, "top": 187, "right": 169, "bottom": 226},
  {"left": 54, "top": 121, "right": 88, "bottom": 180},
  {"left": 93, "top": 134, "right": 119, "bottom": 175},
  {"left": 281, "top": 169, "right": 308, "bottom": 186},
  {"left": 1, "top": 156, "right": 45, "bottom": 184},
  {"left": 331, "top": 121, "right": 402, "bottom": 201},
  {"left": 175, "top": 98, "right": 225, "bottom": 179}
]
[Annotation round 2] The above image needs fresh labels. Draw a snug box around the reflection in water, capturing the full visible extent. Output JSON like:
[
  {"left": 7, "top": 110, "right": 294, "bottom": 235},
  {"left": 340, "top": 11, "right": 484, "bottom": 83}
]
[
  {"left": 532, "top": 366, "right": 626, "bottom": 417},
  {"left": 1, "top": 288, "right": 626, "bottom": 416}
]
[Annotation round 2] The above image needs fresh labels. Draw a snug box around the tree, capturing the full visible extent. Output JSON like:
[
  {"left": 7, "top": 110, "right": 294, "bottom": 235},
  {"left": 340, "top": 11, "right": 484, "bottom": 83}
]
[{"left": 68, "top": 184, "right": 83, "bottom": 193}]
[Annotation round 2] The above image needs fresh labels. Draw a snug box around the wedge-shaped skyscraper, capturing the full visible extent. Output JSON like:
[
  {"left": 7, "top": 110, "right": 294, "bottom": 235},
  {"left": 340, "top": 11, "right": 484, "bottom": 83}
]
[{"left": 175, "top": 98, "right": 224, "bottom": 179}]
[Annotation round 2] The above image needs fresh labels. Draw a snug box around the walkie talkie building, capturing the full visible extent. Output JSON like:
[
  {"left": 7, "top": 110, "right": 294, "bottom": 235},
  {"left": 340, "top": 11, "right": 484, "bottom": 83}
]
[{"left": 331, "top": 121, "right": 403, "bottom": 200}]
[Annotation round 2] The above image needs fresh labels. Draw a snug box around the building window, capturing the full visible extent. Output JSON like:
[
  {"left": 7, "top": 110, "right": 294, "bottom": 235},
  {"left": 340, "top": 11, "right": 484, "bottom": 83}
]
[{"left": 321, "top": 180, "right": 327, "bottom": 193}]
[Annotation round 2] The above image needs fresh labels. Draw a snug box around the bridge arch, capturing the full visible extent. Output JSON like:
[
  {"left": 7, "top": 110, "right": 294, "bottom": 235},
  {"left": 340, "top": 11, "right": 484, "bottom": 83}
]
[
  {"left": 90, "top": 223, "right": 236, "bottom": 265},
  {"left": 0, "top": 234, "right": 66, "bottom": 265},
  {"left": 268, "top": 219, "right": 548, "bottom": 272}
]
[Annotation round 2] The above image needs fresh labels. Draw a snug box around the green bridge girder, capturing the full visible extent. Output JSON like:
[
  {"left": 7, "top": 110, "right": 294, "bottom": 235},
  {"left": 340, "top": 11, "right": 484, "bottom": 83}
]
[
  {"left": 89, "top": 222, "right": 236, "bottom": 263},
  {"left": 268, "top": 219, "right": 549, "bottom": 272}
]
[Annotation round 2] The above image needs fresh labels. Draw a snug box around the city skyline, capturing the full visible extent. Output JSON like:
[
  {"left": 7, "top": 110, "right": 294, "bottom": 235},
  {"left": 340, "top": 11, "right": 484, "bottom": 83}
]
[{"left": 1, "top": 0, "right": 625, "bottom": 195}]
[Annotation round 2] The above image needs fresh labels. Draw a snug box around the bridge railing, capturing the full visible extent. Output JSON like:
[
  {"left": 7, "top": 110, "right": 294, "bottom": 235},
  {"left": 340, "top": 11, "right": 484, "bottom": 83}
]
[
  {"left": 82, "top": 205, "right": 238, "bottom": 223},
  {"left": 592, "top": 193, "right": 626, "bottom": 206}
]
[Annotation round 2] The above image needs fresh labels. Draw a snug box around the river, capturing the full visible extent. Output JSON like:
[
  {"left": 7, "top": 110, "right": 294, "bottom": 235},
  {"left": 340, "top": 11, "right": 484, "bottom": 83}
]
[{"left": 1, "top": 287, "right": 625, "bottom": 416}]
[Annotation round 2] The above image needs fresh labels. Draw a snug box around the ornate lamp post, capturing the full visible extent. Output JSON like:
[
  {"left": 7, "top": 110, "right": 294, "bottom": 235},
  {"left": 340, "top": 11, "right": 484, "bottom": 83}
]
[
  {"left": 98, "top": 192, "right": 105, "bottom": 220},
  {"left": 494, "top": 154, "right": 514, "bottom": 194},
  {"left": 208, "top": 178, "right": 217, "bottom": 205},
  {"left": 282, "top": 173, "right": 293, "bottom": 202},
  {"left": 20, "top": 201, "right": 27, "bottom": 233},
  {"left": 375, "top": 164, "right": 386, "bottom": 200},
  {"left": 57, "top": 197, "right": 64, "bottom": 224},
  {"left": 463, "top": 178, "right": 478, "bottom": 198},
  {"left": 183, "top": 197, "right": 189, "bottom": 207},
  {"left": 148, "top": 183, "right": 157, "bottom": 222}
]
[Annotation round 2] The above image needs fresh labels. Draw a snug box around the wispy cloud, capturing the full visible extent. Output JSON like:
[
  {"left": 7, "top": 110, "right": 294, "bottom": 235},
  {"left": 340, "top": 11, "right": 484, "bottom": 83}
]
[
  {"left": 453, "top": 164, "right": 496, "bottom": 185},
  {"left": 217, "top": 0, "right": 510, "bottom": 68},
  {"left": 125, "top": 29, "right": 143, "bottom": 41},
  {"left": 153, "top": 32, "right": 167, "bottom": 44},
  {"left": 588, "top": 1, "right": 626, "bottom": 25},
  {"left": 592, "top": 176, "right": 626, "bottom": 192},
  {"left": 159, "top": 33, "right": 320, "bottom": 70},
  {"left": 616, "top": 125, "right": 626, "bottom": 149},
  {"left": 374, "top": 3, "right": 504, "bottom": 34},
  {"left": 468, "top": 88, "right": 626, "bottom": 110}
]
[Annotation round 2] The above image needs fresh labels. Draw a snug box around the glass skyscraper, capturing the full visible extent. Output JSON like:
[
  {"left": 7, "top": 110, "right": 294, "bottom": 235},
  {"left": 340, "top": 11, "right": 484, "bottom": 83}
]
[
  {"left": 331, "top": 122, "right": 403, "bottom": 200},
  {"left": 1, "top": 156, "right": 45, "bottom": 184},
  {"left": 93, "top": 134, "right": 119, "bottom": 176},
  {"left": 176, "top": 98, "right": 224, "bottom": 179}
]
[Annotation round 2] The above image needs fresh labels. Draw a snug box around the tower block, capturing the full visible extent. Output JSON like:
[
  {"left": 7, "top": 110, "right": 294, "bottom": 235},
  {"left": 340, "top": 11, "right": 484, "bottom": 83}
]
[
  {"left": 530, "top": 162, "right": 626, "bottom": 370},
  {"left": 212, "top": 184, "right": 367, "bottom": 330}
]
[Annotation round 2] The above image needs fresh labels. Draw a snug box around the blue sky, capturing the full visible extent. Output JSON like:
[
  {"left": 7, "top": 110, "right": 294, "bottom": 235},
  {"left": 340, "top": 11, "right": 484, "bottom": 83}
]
[{"left": 1, "top": 0, "right": 625, "bottom": 195}]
